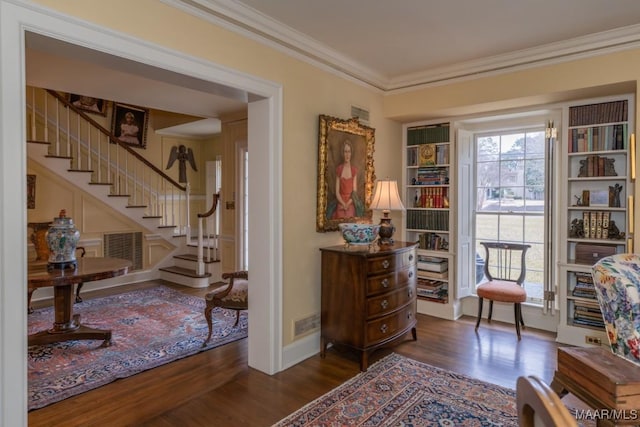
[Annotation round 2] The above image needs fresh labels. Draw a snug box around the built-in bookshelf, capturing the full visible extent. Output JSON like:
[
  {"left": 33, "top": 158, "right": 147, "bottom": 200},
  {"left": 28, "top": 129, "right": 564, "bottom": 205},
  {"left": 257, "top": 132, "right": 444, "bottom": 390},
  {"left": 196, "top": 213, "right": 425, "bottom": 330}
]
[
  {"left": 403, "top": 121, "right": 456, "bottom": 317},
  {"left": 558, "top": 95, "right": 635, "bottom": 347}
]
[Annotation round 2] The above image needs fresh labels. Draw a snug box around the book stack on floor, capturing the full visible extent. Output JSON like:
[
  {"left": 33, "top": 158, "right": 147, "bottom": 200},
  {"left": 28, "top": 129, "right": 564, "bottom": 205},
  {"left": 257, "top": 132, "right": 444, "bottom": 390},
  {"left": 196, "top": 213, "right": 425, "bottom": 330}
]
[
  {"left": 416, "top": 256, "right": 448, "bottom": 303},
  {"left": 572, "top": 272, "right": 605, "bottom": 329}
]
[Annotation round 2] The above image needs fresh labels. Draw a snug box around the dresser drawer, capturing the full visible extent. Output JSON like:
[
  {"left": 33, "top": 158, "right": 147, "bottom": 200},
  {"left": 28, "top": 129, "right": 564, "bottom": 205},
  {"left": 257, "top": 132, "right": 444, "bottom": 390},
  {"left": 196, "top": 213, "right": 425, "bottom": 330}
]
[
  {"left": 366, "top": 265, "right": 415, "bottom": 295},
  {"left": 367, "top": 254, "right": 396, "bottom": 275},
  {"left": 367, "top": 286, "right": 414, "bottom": 318},
  {"left": 366, "top": 303, "right": 415, "bottom": 345}
]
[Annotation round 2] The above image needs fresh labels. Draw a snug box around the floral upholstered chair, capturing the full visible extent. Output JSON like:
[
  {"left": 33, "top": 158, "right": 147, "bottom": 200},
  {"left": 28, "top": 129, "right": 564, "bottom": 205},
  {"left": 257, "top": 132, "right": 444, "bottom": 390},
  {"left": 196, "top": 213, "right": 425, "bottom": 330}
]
[
  {"left": 203, "top": 270, "right": 248, "bottom": 345},
  {"left": 591, "top": 254, "right": 640, "bottom": 366}
]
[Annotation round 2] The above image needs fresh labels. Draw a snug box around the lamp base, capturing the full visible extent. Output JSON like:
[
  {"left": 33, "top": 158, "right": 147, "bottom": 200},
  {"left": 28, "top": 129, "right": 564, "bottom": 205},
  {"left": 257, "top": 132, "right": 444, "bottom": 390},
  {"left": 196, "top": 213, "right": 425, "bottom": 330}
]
[{"left": 377, "top": 216, "right": 396, "bottom": 246}]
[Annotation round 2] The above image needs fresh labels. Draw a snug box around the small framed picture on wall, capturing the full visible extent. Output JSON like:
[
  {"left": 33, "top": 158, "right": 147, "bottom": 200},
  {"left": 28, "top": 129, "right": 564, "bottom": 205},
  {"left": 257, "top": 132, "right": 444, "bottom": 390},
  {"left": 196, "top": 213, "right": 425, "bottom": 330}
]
[{"left": 111, "top": 103, "right": 149, "bottom": 149}]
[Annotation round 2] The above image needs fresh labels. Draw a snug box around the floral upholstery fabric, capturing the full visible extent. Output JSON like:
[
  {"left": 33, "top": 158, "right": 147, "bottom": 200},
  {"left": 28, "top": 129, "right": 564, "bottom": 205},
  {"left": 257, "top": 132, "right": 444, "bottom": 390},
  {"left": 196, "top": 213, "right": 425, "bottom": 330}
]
[{"left": 592, "top": 254, "right": 640, "bottom": 366}]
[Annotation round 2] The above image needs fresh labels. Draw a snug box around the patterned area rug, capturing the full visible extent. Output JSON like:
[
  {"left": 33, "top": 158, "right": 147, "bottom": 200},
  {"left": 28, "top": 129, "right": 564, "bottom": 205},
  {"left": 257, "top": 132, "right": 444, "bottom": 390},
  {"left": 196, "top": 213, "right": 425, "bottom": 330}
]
[
  {"left": 28, "top": 285, "right": 247, "bottom": 410},
  {"left": 274, "top": 353, "right": 574, "bottom": 427}
]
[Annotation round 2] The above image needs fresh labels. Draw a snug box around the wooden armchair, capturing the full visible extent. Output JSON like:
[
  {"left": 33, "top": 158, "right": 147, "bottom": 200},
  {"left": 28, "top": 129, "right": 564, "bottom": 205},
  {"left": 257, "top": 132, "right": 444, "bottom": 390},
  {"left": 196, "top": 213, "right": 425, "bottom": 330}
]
[
  {"left": 516, "top": 376, "right": 577, "bottom": 426},
  {"left": 203, "top": 270, "right": 248, "bottom": 345},
  {"left": 475, "top": 242, "right": 531, "bottom": 340}
]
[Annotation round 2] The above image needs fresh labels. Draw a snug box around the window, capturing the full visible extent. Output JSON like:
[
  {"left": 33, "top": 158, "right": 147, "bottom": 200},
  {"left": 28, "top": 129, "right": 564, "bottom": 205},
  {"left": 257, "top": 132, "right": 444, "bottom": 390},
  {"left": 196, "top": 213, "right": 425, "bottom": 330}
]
[{"left": 475, "top": 130, "right": 545, "bottom": 305}]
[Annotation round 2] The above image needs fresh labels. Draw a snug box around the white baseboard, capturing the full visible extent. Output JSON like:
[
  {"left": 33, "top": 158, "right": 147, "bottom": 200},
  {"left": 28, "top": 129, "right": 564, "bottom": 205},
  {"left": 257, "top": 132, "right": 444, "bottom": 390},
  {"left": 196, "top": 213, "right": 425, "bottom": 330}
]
[{"left": 281, "top": 331, "right": 321, "bottom": 370}]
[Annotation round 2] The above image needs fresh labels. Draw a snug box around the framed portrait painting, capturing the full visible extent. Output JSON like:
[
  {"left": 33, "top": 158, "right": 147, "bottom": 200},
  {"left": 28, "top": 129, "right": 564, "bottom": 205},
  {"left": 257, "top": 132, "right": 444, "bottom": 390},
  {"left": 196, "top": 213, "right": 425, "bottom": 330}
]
[
  {"left": 316, "top": 115, "right": 376, "bottom": 232},
  {"left": 67, "top": 93, "right": 108, "bottom": 116},
  {"left": 111, "top": 103, "right": 149, "bottom": 148}
]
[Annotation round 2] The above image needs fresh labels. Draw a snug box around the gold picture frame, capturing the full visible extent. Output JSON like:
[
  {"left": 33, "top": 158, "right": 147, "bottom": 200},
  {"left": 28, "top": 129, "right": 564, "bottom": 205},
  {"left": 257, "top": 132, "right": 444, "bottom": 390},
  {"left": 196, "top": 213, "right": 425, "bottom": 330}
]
[{"left": 316, "top": 115, "right": 376, "bottom": 232}]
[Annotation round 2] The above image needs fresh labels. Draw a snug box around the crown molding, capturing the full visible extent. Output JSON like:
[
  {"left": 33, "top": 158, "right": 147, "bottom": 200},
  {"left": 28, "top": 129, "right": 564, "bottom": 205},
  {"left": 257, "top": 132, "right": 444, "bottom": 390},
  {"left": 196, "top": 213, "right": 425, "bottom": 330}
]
[{"left": 170, "top": 0, "right": 640, "bottom": 92}]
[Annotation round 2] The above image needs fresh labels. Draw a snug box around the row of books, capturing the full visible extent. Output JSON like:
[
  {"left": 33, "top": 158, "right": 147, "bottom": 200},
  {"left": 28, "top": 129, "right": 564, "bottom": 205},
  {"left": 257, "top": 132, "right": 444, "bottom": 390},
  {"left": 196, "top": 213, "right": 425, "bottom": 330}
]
[
  {"left": 406, "top": 123, "right": 450, "bottom": 146},
  {"left": 573, "top": 302, "right": 605, "bottom": 329},
  {"left": 416, "top": 278, "right": 448, "bottom": 303},
  {"left": 576, "top": 155, "right": 617, "bottom": 177},
  {"left": 568, "top": 124, "right": 627, "bottom": 153},
  {"left": 568, "top": 100, "right": 628, "bottom": 127},
  {"left": 417, "top": 232, "right": 449, "bottom": 251},
  {"left": 412, "top": 187, "right": 449, "bottom": 209},
  {"left": 414, "top": 166, "right": 449, "bottom": 183},
  {"left": 581, "top": 211, "right": 612, "bottom": 240},
  {"left": 407, "top": 210, "right": 449, "bottom": 231},
  {"left": 572, "top": 272, "right": 596, "bottom": 299}
]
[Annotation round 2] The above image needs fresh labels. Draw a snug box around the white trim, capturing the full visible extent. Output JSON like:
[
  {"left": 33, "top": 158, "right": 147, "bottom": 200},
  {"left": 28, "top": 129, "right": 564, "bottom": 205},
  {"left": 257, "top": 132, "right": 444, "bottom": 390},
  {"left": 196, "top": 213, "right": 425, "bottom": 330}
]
[
  {"left": 170, "top": 0, "right": 640, "bottom": 91},
  {"left": 0, "top": 1, "right": 284, "bottom": 424},
  {"left": 281, "top": 331, "right": 320, "bottom": 370}
]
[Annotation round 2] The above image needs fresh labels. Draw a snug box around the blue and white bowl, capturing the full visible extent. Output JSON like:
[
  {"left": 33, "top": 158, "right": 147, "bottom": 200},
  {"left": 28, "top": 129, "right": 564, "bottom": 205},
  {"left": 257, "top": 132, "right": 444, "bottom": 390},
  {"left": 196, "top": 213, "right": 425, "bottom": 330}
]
[{"left": 339, "top": 223, "right": 380, "bottom": 245}]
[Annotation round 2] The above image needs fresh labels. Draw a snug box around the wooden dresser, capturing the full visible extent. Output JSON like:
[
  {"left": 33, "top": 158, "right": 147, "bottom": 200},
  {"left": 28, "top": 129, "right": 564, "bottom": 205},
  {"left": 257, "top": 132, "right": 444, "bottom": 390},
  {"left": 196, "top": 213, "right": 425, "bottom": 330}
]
[{"left": 319, "top": 241, "right": 418, "bottom": 370}]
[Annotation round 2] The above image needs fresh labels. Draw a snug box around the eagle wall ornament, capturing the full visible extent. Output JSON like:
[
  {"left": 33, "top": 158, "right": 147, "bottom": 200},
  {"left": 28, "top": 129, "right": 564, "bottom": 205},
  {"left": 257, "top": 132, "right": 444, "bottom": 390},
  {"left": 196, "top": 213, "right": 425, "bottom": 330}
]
[{"left": 166, "top": 145, "right": 197, "bottom": 183}]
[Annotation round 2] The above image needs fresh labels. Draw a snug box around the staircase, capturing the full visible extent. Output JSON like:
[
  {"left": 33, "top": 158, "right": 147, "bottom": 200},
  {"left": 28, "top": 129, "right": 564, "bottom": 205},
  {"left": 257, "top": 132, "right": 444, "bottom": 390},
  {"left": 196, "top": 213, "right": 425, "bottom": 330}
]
[{"left": 26, "top": 87, "right": 221, "bottom": 287}]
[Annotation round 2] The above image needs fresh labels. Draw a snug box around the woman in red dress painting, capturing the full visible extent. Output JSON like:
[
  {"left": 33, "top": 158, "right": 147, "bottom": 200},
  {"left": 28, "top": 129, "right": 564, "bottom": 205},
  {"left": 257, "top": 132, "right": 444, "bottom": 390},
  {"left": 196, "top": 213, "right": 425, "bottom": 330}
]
[{"left": 333, "top": 140, "right": 358, "bottom": 219}]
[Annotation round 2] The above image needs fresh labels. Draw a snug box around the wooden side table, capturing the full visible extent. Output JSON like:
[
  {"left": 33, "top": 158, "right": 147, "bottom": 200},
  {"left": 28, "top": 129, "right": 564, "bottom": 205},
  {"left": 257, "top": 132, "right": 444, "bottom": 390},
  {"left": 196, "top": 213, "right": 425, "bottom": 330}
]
[{"left": 551, "top": 346, "right": 640, "bottom": 426}]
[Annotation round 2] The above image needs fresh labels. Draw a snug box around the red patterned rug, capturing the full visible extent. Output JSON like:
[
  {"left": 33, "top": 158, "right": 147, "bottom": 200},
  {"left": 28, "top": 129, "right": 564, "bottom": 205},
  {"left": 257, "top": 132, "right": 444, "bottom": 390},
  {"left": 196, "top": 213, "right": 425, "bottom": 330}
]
[
  {"left": 274, "top": 353, "right": 586, "bottom": 426},
  {"left": 28, "top": 285, "right": 247, "bottom": 411}
]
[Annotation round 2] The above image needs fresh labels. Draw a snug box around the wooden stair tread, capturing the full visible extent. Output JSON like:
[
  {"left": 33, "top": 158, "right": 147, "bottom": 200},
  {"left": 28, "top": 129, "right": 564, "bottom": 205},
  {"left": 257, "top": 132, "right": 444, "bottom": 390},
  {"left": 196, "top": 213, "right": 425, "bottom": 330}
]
[
  {"left": 27, "top": 140, "right": 50, "bottom": 145},
  {"left": 126, "top": 205, "right": 148, "bottom": 208},
  {"left": 142, "top": 215, "right": 162, "bottom": 219},
  {"left": 89, "top": 182, "right": 113, "bottom": 186},
  {"left": 108, "top": 194, "right": 131, "bottom": 198},
  {"left": 174, "top": 254, "right": 220, "bottom": 264},
  {"left": 68, "top": 169, "right": 94, "bottom": 173},
  {"left": 158, "top": 225, "right": 177, "bottom": 229},
  {"left": 45, "top": 155, "right": 72, "bottom": 159},
  {"left": 159, "top": 266, "right": 211, "bottom": 278}
]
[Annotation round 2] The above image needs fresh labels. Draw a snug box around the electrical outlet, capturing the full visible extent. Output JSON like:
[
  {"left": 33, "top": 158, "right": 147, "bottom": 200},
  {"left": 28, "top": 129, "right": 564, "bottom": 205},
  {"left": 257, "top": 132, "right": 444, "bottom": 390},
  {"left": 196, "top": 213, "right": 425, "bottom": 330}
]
[{"left": 585, "top": 335, "right": 602, "bottom": 345}]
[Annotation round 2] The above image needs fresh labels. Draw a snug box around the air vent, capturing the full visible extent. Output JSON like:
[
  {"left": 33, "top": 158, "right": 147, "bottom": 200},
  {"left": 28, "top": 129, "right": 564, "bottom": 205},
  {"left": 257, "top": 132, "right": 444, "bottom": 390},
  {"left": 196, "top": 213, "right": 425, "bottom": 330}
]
[
  {"left": 351, "top": 105, "right": 370, "bottom": 124},
  {"left": 104, "top": 232, "right": 143, "bottom": 270}
]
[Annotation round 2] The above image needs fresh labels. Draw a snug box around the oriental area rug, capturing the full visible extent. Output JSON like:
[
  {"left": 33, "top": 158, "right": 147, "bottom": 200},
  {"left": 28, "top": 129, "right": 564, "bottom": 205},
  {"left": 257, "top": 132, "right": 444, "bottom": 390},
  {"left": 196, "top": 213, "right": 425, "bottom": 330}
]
[
  {"left": 274, "top": 353, "right": 586, "bottom": 427},
  {"left": 28, "top": 285, "right": 247, "bottom": 411}
]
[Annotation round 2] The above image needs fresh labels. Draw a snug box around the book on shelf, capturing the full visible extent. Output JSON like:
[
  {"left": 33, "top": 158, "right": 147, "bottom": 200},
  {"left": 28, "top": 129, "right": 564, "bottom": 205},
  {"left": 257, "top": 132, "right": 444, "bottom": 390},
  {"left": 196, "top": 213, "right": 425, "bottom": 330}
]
[
  {"left": 417, "top": 270, "right": 448, "bottom": 279},
  {"left": 417, "top": 260, "right": 448, "bottom": 272}
]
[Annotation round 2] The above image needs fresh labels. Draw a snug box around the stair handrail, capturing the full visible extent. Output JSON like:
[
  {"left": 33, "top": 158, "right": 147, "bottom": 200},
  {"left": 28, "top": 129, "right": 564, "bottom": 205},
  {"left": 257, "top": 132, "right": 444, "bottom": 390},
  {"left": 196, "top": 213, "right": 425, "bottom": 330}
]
[
  {"left": 196, "top": 193, "right": 220, "bottom": 275},
  {"left": 46, "top": 90, "right": 186, "bottom": 191}
]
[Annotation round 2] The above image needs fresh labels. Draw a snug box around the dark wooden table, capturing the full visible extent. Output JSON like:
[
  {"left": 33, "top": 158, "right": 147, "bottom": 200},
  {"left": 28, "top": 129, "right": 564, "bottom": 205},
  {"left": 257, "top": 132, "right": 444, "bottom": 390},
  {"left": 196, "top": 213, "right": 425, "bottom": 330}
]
[{"left": 28, "top": 257, "right": 131, "bottom": 347}]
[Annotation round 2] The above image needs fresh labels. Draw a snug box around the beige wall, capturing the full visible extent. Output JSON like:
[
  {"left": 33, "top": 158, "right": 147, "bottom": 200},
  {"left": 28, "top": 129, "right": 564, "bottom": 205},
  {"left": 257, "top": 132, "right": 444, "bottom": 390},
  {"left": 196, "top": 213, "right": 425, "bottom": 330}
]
[{"left": 32, "top": 1, "right": 640, "bottom": 349}]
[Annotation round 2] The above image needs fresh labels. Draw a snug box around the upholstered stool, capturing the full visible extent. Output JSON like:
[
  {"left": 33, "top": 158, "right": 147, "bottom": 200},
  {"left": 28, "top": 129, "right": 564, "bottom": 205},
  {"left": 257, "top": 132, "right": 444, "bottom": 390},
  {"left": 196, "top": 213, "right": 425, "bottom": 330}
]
[{"left": 203, "top": 271, "right": 248, "bottom": 345}]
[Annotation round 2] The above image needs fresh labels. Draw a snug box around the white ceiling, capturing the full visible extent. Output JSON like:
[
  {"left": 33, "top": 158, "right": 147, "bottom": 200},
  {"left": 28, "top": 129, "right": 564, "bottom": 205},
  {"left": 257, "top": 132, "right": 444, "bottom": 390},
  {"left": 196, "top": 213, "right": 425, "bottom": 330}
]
[
  {"left": 25, "top": 1, "right": 640, "bottom": 136},
  {"left": 189, "top": 0, "right": 640, "bottom": 90}
]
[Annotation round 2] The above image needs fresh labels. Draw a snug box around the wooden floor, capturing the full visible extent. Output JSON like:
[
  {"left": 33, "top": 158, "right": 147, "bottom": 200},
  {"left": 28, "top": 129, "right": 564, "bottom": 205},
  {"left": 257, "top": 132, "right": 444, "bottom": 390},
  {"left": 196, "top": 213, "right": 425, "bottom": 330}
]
[{"left": 29, "top": 281, "right": 570, "bottom": 427}]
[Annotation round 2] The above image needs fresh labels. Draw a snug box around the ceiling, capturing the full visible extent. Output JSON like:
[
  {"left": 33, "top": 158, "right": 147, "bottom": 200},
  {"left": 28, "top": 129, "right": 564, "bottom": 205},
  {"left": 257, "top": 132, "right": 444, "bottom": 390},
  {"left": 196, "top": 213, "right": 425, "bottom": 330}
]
[
  {"left": 25, "top": 1, "right": 640, "bottom": 136},
  {"left": 189, "top": 0, "right": 640, "bottom": 90}
]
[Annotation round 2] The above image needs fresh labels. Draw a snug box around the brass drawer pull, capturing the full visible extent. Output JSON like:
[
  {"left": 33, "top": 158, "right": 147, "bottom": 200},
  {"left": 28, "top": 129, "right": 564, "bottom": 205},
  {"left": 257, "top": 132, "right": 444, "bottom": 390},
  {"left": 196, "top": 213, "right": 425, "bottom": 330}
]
[
  {"left": 408, "top": 254, "right": 414, "bottom": 262},
  {"left": 407, "top": 311, "right": 413, "bottom": 320},
  {"left": 381, "top": 278, "right": 389, "bottom": 288},
  {"left": 408, "top": 289, "right": 413, "bottom": 298},
  {"left": 382, "top": 260, "right": 390, "bottom": 269},
  {"left": 408, "top": 270, "right": 413, "bottom": 279},
  {"left": 380, "top": 324, "right": 388, "bottom": 334},
  {"left": 381, "top": 299, "right": 389, "bottom": 309}
]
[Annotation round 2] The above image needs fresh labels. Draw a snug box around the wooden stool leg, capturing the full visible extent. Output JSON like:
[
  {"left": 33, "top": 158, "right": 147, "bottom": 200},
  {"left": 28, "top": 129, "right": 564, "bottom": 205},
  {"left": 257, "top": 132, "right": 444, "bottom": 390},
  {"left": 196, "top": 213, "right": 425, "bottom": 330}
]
[{"left": 488, "top": 300, "right": 494, "bottom": 322}]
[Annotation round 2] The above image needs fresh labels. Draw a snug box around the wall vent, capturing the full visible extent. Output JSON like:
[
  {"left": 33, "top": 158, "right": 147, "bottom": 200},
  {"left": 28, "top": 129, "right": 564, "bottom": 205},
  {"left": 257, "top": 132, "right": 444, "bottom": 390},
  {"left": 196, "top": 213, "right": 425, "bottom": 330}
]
[
  {"left": 351, "top": 105, "right": 370, "bottom": 125},
  {"left": 104, "top": 232, "right": 143, "bottom": 270}
]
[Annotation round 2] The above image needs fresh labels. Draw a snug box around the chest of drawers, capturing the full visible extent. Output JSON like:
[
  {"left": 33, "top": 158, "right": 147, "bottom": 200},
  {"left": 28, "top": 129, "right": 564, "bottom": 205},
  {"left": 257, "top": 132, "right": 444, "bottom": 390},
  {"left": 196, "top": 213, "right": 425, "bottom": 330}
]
[{"left": 319, "top": 241, "right": 418, "bottom": 370}]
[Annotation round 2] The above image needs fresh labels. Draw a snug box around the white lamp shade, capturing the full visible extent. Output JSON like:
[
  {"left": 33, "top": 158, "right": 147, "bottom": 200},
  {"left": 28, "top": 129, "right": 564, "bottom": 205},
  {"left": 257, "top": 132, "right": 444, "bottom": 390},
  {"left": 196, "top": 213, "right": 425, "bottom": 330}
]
[{"left": 370, "top": 180, "right": 405, "bottom": 211}]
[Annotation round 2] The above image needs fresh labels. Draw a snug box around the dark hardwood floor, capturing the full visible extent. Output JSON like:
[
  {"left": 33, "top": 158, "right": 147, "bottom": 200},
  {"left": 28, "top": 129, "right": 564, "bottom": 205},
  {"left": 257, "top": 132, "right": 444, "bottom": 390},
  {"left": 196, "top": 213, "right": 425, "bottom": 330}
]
[{"left": 28, "top": 280, "right": 570, "bottom": 427}]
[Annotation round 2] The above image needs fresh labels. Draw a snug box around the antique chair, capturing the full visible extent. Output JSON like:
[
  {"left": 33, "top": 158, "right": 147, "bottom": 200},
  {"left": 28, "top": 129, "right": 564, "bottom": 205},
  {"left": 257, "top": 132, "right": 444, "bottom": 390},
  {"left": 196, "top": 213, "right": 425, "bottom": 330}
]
[
  {"left": 516, "top": 376, "right": 577, "bottom": 427},
  {"left": 203, "top": 270, "right": 248, "bottom": 345},
  {"left": 475, "top": 241, "right": 531, "bottom": 340},
  {"left": 592, "top": 253, "right": 640, "bottom": 366}
]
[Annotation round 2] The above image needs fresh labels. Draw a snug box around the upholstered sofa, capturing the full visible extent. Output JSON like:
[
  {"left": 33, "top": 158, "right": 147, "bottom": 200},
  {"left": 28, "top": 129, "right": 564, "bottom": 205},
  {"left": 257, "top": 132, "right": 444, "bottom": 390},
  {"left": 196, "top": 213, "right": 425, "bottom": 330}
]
[{"left": 591, "top": 254, "right": 640, "bottom": 366}]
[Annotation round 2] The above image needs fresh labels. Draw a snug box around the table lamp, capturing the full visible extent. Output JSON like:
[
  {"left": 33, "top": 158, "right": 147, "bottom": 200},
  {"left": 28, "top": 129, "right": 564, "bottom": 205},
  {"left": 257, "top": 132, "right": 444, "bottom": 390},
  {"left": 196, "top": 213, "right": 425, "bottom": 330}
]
[{"left": 370, "top": 179, "right": 405, "bottom": 245}]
